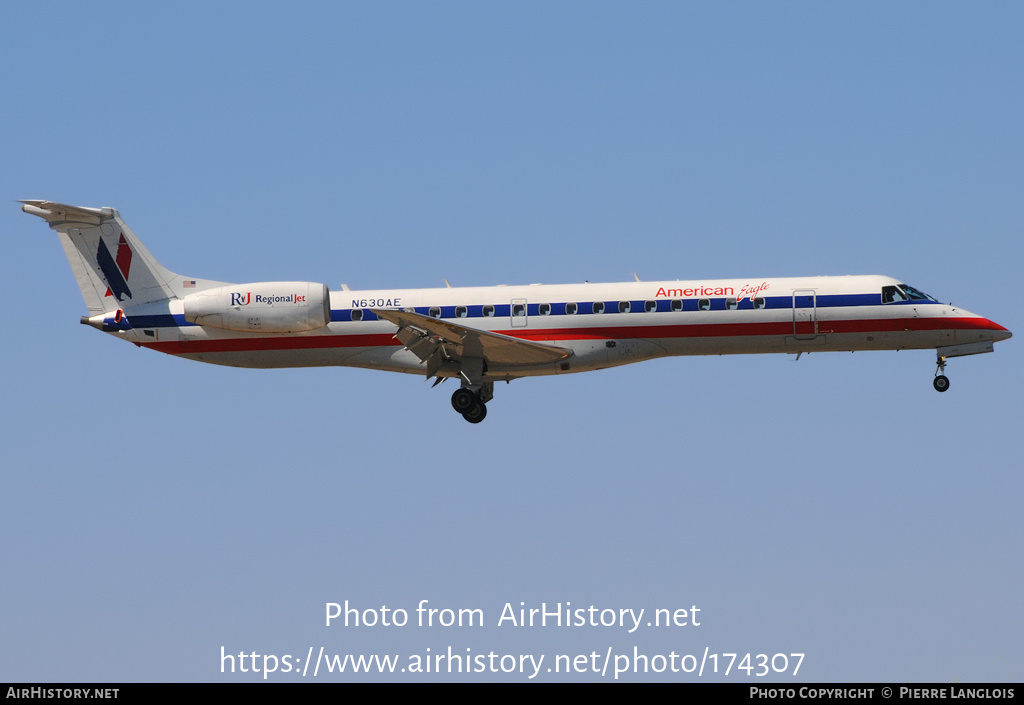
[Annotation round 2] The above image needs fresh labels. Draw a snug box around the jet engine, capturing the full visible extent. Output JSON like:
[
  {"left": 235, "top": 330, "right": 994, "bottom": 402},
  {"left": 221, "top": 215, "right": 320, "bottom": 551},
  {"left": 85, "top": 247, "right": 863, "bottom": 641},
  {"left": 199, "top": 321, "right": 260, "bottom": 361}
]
[{"left": 183, "top": 282, "right": 331, "bottom": 333}]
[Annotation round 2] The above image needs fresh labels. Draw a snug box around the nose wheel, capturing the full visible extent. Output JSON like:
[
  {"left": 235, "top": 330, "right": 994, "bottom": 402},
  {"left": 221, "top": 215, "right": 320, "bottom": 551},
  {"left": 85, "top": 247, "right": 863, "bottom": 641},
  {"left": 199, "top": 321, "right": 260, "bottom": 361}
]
[{"left": 933, "top": 355, "right": 950, "bottom": 393}]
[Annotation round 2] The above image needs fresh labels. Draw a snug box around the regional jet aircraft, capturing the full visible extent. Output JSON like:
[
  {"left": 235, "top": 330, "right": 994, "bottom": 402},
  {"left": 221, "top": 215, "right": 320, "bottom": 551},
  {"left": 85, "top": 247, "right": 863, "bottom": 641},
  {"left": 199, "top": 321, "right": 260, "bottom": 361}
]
[{"left": 23, "top": 201, "right": 1011, "bottom": 423}]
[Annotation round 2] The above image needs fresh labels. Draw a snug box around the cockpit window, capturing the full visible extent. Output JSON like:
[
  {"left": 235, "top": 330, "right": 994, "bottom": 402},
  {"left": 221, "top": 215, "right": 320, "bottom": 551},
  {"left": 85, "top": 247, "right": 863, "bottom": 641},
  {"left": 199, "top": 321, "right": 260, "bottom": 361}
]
[
  {"left": 883, "top": 284, "right": 936, "bottom": 303},
  {"left": 899, "top": 284, "right": 936, "bottom": 301},
  {"left": 882, "top": 286, "right": 908, "bottom": 303}
]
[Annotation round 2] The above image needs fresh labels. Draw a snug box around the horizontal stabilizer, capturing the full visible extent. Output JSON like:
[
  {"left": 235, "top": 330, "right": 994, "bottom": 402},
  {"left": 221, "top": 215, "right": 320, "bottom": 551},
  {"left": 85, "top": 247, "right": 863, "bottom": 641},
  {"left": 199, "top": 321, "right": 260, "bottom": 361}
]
[{"left": 20, "top": 200, "right": 116, "bottom": 227}]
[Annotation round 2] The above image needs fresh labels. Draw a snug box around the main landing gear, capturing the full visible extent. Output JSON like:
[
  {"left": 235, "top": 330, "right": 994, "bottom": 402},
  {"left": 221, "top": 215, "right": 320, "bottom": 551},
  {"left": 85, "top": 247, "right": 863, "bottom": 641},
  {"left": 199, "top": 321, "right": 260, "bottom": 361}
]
[
  {"left": 451, "top": 387, "right": 487, "bottom": 424},
  {"left": 446, "top": 359, "right": 493, "bottom": 424},
  {"left": 933, "top": 354, "right": 950, "bottom": 393}
]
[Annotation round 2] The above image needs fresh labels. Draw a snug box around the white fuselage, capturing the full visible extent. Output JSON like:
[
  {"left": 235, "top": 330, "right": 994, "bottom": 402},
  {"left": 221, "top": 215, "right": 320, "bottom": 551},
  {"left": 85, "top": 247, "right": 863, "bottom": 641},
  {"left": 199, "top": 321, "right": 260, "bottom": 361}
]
[{"left": 119, "top": 274, "right": 1009, "bottom": 381}]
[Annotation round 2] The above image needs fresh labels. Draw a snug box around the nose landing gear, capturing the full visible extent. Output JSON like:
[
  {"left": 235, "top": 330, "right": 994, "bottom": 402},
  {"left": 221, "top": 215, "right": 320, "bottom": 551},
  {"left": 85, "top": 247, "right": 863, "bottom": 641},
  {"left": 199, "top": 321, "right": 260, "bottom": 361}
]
[
  {"left": 931, "top": 340, "right": 1002, "bottom": 393},
  {"left": 933, "top": 354, "right": 950, "bottom": 392}
]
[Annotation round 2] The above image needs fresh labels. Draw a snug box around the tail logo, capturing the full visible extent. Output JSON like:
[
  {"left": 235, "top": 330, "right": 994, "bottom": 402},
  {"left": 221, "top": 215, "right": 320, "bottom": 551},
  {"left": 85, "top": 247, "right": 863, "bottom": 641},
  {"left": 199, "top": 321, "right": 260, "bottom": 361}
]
[{"left": 98, "top": 234, "right": 133, "bottom": 301}]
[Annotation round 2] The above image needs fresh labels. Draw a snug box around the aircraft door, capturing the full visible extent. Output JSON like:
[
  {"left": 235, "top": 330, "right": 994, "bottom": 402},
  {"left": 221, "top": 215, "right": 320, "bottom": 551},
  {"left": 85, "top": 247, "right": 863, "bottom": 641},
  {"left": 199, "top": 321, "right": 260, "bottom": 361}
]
[
  {"left": 792, "top": 289, "right": 818, "bottom": 340},
  {"left": 510, "top": 298, "right": 528, "bottom": 328}
]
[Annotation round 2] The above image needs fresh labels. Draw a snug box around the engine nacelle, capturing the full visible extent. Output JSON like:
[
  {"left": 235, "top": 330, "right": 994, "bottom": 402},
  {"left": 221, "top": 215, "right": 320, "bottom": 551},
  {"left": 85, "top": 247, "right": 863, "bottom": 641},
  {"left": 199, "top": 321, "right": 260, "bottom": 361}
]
[{"left": 183, "top": 282, "right": 331, "bottom": 333}]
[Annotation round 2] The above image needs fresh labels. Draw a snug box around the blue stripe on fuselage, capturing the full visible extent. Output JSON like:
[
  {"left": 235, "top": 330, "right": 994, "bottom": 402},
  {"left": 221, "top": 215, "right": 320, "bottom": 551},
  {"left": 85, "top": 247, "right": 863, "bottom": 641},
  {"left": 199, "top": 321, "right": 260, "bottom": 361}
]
[
  {"left": 328, "top": 292, "right": 933, "bottom": 321},
  {"left": 128, "top": 292, "right": 939, "bottom": 328}
]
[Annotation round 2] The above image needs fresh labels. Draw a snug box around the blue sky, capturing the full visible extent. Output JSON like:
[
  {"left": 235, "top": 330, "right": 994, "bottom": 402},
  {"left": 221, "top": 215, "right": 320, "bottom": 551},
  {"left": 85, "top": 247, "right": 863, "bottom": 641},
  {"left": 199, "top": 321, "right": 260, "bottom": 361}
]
[{"left": 2, "top": 2, "right": 1021, "bottom": 682}]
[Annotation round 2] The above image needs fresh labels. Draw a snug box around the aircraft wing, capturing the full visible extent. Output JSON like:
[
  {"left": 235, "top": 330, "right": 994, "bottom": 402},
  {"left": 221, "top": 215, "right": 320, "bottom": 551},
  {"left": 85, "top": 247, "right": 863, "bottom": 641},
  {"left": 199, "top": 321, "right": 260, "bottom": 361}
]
[{"left": 372, "top": 308, "right": 572, "bottom": 377}]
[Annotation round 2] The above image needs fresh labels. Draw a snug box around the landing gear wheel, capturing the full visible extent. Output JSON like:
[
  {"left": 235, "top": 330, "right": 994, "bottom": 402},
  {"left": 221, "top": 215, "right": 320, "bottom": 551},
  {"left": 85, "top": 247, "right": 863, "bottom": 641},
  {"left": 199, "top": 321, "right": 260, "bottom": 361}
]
[
  {"left": 933, "top": 375, "right": 950, "bottom": 392},
  {"left": 451, "top": 388, "right": 477, "bottom": 413},
  {"left": 462, "top": 401, "right": 487, "bottom": 424}
]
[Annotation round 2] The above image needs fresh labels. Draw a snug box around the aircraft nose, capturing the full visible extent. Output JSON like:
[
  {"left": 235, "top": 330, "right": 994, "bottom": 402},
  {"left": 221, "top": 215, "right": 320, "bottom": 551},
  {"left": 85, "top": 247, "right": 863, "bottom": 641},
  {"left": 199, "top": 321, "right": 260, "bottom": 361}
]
[{"left": 986, "top": 319, "right": 1012, "bottom": 342}]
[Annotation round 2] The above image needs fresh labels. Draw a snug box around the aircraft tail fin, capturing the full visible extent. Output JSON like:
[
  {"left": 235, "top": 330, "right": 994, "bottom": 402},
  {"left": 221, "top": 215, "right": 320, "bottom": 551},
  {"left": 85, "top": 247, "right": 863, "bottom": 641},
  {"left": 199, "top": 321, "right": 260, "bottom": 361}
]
[{"left": 21, "top": 200, "right": 185, "bottom": 314}]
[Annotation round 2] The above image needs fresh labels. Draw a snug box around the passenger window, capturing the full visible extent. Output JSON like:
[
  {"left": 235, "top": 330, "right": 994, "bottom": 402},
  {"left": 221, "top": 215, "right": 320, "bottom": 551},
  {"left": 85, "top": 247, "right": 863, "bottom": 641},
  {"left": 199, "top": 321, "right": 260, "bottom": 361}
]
[
  {"left": 698, "top": 299, "right": 711, "bottom": 311},
  {"left": 753, "top": 297, "right": 765, "bottom": 309},
  {"left": 483, "top": 305, "right": 494, "bottom": 317},
  {"left": 565, "top": 302, "right": 578, "bottom": 315},
  {"left": 645, "top": 300, "right": 657, "bottom": 313},
  {"left": 351, "top": 309, "right": 363, "bottom": 321},
  {"left": 539, "top": 303, "right": 551, "bottom": 316},
  {"left": 456, "top": 306, "right": 467, "bottom": 318},
  {"left": 618, "top": 301, "right": 630, "bottom": 313},
  {"left": 429, "top": 306, "right": 441, "bottom": 318},
  {"left": 726, "top": 298, "right": 737, "bottom": 310},
  {"left": 671, "top": 299, "right": 682, "bottom": 312},
  {"left": 512, "top": 303, "right": 526, "bottom": 317},
  {"left": 593, "top": 302, "right": 605, "bottom": 314}
]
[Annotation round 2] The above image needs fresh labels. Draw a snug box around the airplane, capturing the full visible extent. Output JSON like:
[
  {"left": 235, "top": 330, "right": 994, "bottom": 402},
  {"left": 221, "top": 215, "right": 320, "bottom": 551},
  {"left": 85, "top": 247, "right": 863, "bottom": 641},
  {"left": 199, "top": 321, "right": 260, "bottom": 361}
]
[{"left": 22, "top": 200, "right": 1011, "bottom": 423}]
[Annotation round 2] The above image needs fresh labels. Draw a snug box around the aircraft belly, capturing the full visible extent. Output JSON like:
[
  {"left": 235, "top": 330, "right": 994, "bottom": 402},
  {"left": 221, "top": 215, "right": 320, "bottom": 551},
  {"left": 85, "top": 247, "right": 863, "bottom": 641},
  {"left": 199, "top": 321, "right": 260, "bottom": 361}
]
[
  {"left": 341, "top": 346, "right": 426, "bottom": 374},
  {"left": 174, "top": 346, "right": 377, "bottom": 369},
  {"left": 652, "top": 328, "right": 962, "bottom": 356},
  {"left": 654, "top": 334, "right": 798, "bottom": 356}
]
